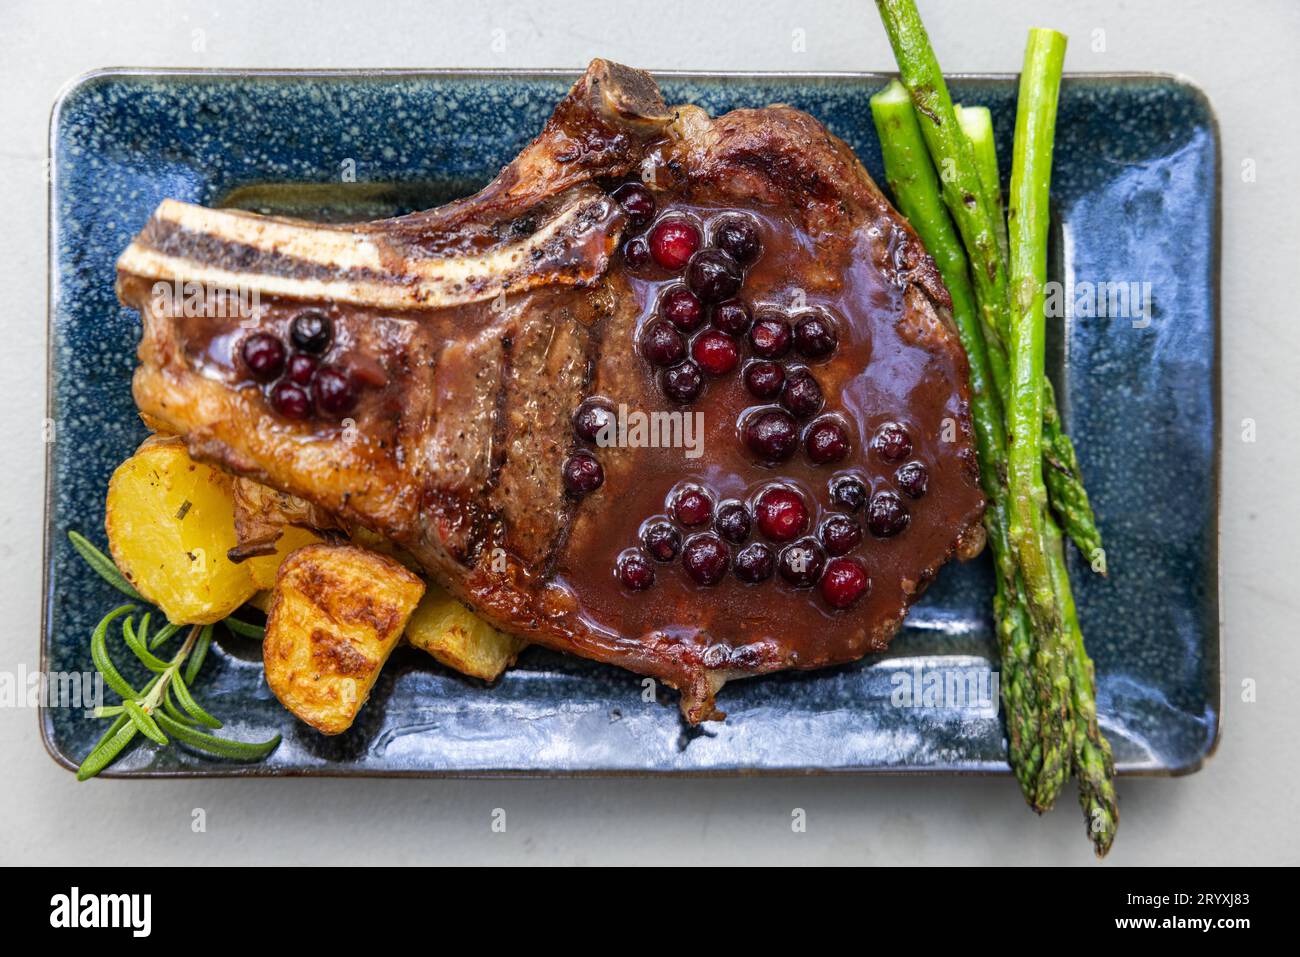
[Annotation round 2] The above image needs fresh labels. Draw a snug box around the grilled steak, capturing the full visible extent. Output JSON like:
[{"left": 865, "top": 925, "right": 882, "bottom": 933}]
[{"left": 116, "top": 59, "right": 985, "bottom": 722}]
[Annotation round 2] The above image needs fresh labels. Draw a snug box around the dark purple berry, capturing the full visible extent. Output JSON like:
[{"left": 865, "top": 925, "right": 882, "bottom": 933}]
[
  {"left": 712, "top": 298, "right": 752, "bottom": 336},
  {"left": 733, "top": 542, "right": 775, "bottom": 583},
  {"left": 749, "top": 315, "right": 792, "bottom": 359},
  {"left": 241, "top": 333, "right": 285, "bottom": 381},
  {"left": 778, "top": 538, "right": 825, "bottom": 588},
  {"left": 617, "top": 549, "right": 655, "bottom": 590},
  {"left": 270, "top": 380, "right": 310, "bottom": 419},
  {"left": 755, "top": 486, "right": 808, "bottom": 543},
  {"left": 743, "top": 360, "right": 785, "bottom": 400},
  {"left": 623, "top": 236, "right": 651, "bottom": 268},
  {"left": 682, "top": 534, "right": 729, "bottom": 585},
  {"left": 313, "top": 366, "right": 358, "bottom": 417},
  {"left": 686, "top": 249, "right": 743, "bottom": 303},
  {"left": 781, "top": 368, "right": 823, "bottom": 418},
  {"left": 649, "top": 219, "right": 700, "bottom": 270},
  {"left": 642, "top": 520, "right": 682, "bottom": 562},
  {"left": 612, "top": 182, "right": 655, "bottom": 227},
  {"left": 672, "top": 486, "right": 713, "bottom": 527},
  {"left": 692, "top": 330, "right": 739, "bottom": 377},
  {"left": 873, "top": 422, "right": 913, "bottom": 462},
  {"left": 290, "top": 311, "right": 333, "bottom": 354},
  {"left": 285, "top": 352, "right": 318, "bottom": 385},
  {"left": 642, "top": 319, "right": 686, "bottom": 366},
  {"left": 661, "top": 286, "right": 705, "bottom": 332},
  {"left": 867, "top": 490, "right": 910, "bottom": 537},
  {"left": 830, "top": 476, "right": 868, "bottom": 513},
  {"left": 743, "top": 409, "right": 799, "bottom": 462},
  {"left": 821, "top": 558, "right": 869, "bottom": 609},
  {"left": 806, "top": 417, "right": 850, "bottom": 465},
  {"left": 895, "top": 460, "right": 929, "bottom": 499},
  {"left": 713, "top": 214, "right": 762, "bottom": 265},
  {"left": 573, "top": 397, "right": 616, "bottom": 444},
  {"left": 563, "top": 452, "right": 604, "bottom": 495},
  {"left": 793, "top": 313, "right": 837, "bottom": 359},
  {"left": 714, "top": 501, "right": 752, "bottom": 544},
  {"left": 820, "top": 514, "right": 863, "bottom": 556},
  {"left": 661, "top": 361, "right": 704, "bottom": 403}
]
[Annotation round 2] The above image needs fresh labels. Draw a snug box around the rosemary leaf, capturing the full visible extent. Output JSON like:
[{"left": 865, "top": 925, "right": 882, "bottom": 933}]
[
  {"left": 170, "top": 672, "right": 222, "bottom": 729},
  {"left": 154, "top": 712, "right": 281, "bottom": 761},
  {"left": 223, "top": 617, "right": 266, "bottom": 640},
  {"left": 123, "top": 700, "right": 169, "bottom": 746},
  {"left": 123, "top": 616, "right": 170, "bottom": 672},
  {"left": 149, "top": 622, "right": 181, "bottom": 650},
  {"left": 90, "top": 605, "right": 139, "bottom": 699},
  {"left": 76, "top": 718, "right": 138, "bottom": 781},
  {"left": 183, "top": 624, "right": 213, "bottom": 685},
  {"left": 67, "top": 531, "right": 143, "bottom": 600}
]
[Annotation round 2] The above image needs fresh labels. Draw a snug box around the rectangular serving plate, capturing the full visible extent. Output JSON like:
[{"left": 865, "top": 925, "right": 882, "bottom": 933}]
[{"left": 43, "top": 68, "right": 1220, "bottom": 777}]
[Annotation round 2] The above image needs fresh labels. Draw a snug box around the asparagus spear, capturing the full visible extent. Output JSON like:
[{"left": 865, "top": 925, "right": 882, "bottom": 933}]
[
  {"left": 956, "top": 105, "right": 1009, "bottom": 265},
  {"left": 960, "top": 105, "right": 1104, "bottom": 570},
  {"left": 1007, "top": 26, "right": 1074, "bottom": 810},
  {"left": 870, "top": 80, "right": 1040, "bottom": 797},
  {"left": 1045, "top": 515, "right": 1118, "bottom": 856},
  {"left": 874, "top": 0, "right": 1012, "bottom": 396}
]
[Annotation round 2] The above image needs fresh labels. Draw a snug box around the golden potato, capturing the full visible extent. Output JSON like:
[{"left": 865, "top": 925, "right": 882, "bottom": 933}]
[
  {"left": 242, "top": 525, "right": 324, "bottom": 590},
  {"left": 106, "top": 439, "right": 257, "bottom": 624},
  {"left": 405, "top": 584, "right": 526, "bottom": 682},
  {"left": 264, "top": 544, "right": 424, "bottom": 735}
]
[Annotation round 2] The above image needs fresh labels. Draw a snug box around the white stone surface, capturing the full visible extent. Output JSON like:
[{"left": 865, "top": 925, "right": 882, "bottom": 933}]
[{"left": 1, "top": 0, "right": 1296, "bottom": 865}]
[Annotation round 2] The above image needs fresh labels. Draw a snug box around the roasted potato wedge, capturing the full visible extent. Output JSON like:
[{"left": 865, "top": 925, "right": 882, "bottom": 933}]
[
  {"left": 105, "top": 438, "right": 257, "bottom": 624},
  {"left": 264, "top": 544, "right": 424, "bottom": 735},
  {"left": 405, "top": 584, "right": 526, "bottom": 681}
]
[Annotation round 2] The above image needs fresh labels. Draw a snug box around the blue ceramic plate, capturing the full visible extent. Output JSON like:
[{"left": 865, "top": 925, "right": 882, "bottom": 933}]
[{"left": 43, "top": 69, "right": 1219, "bottom": 777}]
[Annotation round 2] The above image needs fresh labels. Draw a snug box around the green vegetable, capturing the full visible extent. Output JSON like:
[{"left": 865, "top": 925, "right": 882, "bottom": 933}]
[
  {"left": 68, "top": 531, "right": 281, "bottom": 779},
  {"left": 1007, "top": 26, "right": 1073, "bottom": 811},
  {"left": 870, "top": 79, "right": 1040, "bottom": 797}
]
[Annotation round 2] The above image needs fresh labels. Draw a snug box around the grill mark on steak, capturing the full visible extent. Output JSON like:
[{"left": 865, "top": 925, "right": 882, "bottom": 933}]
[{"left": 116, "top": 59, "right": 986, "bottom": 723}]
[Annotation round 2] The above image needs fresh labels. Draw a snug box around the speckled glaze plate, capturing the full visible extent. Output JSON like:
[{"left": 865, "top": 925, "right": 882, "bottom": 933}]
[{"left": 42, "top": 69, "right": 1219, "bottom": 777}]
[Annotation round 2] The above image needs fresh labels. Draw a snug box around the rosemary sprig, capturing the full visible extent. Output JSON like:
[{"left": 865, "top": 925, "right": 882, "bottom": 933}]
[{"left": 67, "top": 531, "right": 281, "bottom": 780}]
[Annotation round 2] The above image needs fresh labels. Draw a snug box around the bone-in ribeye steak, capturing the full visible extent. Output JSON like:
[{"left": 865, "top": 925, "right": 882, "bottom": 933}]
[{"left": 116, "top": 60, "right": 986, "bottom": 722}]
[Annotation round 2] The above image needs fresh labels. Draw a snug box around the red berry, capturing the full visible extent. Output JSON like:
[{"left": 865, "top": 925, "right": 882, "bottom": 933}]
[
  {"left": 781, "top": 368, "right": 823, "bottom": 418},
  {"left": 714, "top": 501, "right": 752, "bottom": 544},
  {"left": 873, "top": 422, "right": 913, "bottom": 462},
  {"left": 642, "top": 319, "right": 687, "bottom": 366},
  {"left": 712, "top": 299, "right": 752, "bottom": 336},
  {"left": 642, "top": 520, "right": 682, "bottom": 562},
  {"left": 661, "top": 286, "right": 705, "bottom": 332},
  {"left": 820, "top": 557, "right": 869, "bottom": 609},
  {"left": 617, "top": 549, "right": 655, "bottom": 590},
  {"left": 285, "top": 353, "right": 318, "bottom": 385},
  {"left": 672, "top": 486, "right": 714, "bottom": 527},
  {"left": 743, "top": 360, "right": 785, "bottom": 400},
  {"left": 744, "top": 409, "right": 799, "bottom": 462},
  {"left": 312, "top": 366, "right": 358, "bottom": 417},
  {"left": 613, "top": 183, "right": 655, "bottom": 227},
  {"left": 660, "top": 361, "right": 704, "bottom": 403},
  {"left": 749, "top": 315, "right": 792, "bottom": 359},
  {"left": 755, "top": 486, "right": 808, "bottom": 543},
  {"left": 573, "top": 397, "right": 616, "bottom": 444},
  {"left": 270, "top": 381, "right": 310, "bottom": 419},
  {"left": 290, "top": 311, "right": 332, "bottom": 354},
  {"left": 733, "top": 542, "right": 775, "bottom": 583},
  {"left": 806, "top": 417, "right": 851, "bottom": 464},
  {"left": 682, "top": 534, "right": 729, "bottom": 585},
  {"left": 692, "top": 330, "right": 739, "bottom": 376},
  {"left": 242, "top": 333, "right": 285, "bottom": 381},
  {"left": 778, "top": 538, "right": 825, "bottom": 587},
  {"left": 793, "top": 313, "right": 838, "bottom": 359},
  {"left": 713, "top": 215, "right": 762, "bottom": 265},
  {"left": 830, "top": 476, "right": 868, "bottom": 513},
  {"left": 819, "top": 514, "right": 863, "bottom": 556},
  {"left": 895, "top": 460, "right": 929, "bottom": 498},
  {"left": 563, "top": 452, "right": 604, "bottom": 495},
  {"left": 867, "top": 490, "right": 910, "bottom": 537},
  {"left": 649, "top": 219, "right": 700, "bottom": 270},
  {"left": 686, "top": 249, "right": 742, "bottom": 303},
  {"left": 623, "top": 236, "right": 650, "bottom": 268}
]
